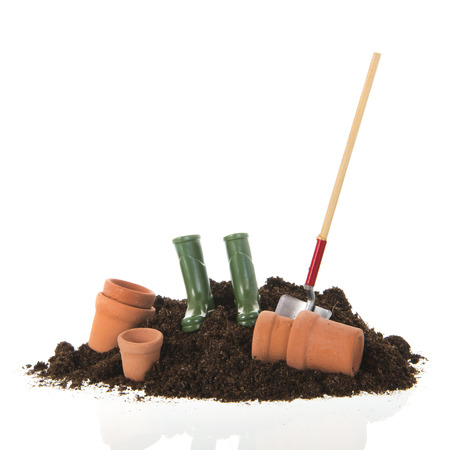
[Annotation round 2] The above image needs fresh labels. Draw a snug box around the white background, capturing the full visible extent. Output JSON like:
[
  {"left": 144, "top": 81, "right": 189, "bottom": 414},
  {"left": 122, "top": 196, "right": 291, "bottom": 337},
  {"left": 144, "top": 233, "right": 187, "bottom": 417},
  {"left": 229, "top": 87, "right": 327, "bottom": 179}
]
[{"left": 1, "top": 1, "right": 449, "bottom": 449}]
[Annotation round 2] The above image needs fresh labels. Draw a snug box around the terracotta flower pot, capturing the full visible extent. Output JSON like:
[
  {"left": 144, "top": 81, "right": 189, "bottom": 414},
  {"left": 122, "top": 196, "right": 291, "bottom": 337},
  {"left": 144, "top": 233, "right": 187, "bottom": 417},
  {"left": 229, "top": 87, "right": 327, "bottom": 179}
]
[
  {"left": 103, "top": 278, "right": 155, "bottom": 309},
  {"left": 252, "top": 310, "right": 364, "bottom": 377},
  {"left": 251, "top": 311, "right": 294, "bottom": 363},
  {"left": 118, "top": 328, "right": 164, "bottom": 381},
  {"left": 89, "top": 293, "right": 156, "bottom": 353}
]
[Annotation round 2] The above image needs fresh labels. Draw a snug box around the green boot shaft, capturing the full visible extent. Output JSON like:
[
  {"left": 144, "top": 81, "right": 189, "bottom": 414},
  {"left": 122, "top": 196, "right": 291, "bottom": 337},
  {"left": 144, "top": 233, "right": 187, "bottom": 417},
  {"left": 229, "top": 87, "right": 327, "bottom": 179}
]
[
  {"left": 224, "top": 233, "right": 260, "bottom": 326},
  {"left": 173, "top": 235, "right": 215, "bottom": 332}
]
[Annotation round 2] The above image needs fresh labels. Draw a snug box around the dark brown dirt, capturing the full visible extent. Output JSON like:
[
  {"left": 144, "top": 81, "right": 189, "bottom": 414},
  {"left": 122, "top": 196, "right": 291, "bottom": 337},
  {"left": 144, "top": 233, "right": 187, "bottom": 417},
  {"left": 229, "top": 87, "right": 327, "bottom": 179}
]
[{"left": 27, "top": 277, "right": 424, "bottom": 402}]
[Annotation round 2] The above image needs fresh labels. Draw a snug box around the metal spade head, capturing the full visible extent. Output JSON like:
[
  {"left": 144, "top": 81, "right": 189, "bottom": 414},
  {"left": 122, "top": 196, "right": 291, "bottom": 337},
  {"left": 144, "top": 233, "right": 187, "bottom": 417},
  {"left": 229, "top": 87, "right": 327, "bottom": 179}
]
[{"left": 275, "top": 286, "right": 332, "bottom": 320}]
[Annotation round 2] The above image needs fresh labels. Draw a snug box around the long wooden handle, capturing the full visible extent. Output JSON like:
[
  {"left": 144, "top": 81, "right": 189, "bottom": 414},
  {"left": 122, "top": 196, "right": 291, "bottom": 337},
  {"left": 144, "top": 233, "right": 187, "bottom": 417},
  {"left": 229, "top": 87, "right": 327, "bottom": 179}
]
[{"left": 319, "top": 52, "right": 381, "bottom": 241}]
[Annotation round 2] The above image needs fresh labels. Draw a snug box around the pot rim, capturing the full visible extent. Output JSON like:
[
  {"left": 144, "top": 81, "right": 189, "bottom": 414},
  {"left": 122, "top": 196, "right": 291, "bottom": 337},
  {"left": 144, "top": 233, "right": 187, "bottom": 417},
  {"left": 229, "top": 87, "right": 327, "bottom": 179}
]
[
  {"left": 103, "top": 279, "right": 155, "bottom": 308},
  {"left": 118, "top": 327, "right": 164, "bottom": 355},
  {"left": 95, "top": 292, "right": 156, "bottom": 322},
  {"left": 106, "top": 278, "right": 153, "bottom": 294}
]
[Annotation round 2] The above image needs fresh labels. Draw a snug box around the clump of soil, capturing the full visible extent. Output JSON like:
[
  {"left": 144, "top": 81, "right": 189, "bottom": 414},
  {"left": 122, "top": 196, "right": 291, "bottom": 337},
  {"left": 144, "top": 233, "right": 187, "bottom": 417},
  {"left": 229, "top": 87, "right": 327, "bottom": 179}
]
[{"left": 27, "top": 277, "right": 424, "bottom": 402}]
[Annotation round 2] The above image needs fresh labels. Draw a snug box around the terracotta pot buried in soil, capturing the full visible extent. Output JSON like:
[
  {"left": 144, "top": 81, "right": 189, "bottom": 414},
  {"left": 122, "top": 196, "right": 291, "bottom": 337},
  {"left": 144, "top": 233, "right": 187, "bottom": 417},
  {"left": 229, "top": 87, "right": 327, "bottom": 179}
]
[
  {"left": 88, "top": 293, "right": 156, "bottom": 353},
  {"left": 252, "top": 310, "right": 364, "bottom": 377},
  {"left": 103, "top": 278, "right": 156, "bottom": 309},
  {"left": 118, "top": 328, "right": 164, "bottom": 381}
]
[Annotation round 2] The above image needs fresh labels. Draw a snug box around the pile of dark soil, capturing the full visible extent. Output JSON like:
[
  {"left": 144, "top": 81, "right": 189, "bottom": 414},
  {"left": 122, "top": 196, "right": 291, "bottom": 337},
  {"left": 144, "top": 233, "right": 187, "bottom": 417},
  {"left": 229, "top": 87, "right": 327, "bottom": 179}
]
[{"left": 27, "top": 277, "right": 423, "bottom": 402}]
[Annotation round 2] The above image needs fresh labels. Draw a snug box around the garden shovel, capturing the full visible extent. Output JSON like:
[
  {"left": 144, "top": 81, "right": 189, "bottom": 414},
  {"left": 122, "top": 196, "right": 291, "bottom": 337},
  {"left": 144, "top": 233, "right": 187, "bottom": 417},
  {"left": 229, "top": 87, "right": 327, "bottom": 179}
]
[{"left": 275, "top": 52, "right": 381, "bottom": 320}]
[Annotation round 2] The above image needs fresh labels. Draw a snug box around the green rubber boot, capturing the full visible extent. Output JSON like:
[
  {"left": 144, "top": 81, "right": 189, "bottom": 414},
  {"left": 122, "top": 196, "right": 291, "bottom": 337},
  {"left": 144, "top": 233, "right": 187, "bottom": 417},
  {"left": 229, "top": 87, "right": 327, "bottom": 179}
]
[
  {"left": 224, "top": 233, "right": 261, "bottom": 327},
  {"left": 172, "top": 234, "right": 215, "bottom": 333}
]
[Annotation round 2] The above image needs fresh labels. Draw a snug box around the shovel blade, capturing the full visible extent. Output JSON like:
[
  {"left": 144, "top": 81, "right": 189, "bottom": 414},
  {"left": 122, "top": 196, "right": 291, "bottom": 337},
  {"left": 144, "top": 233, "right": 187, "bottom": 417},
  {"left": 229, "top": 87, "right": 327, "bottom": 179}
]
[{"left": 275, "top": 294, "right": 332, "bottom": 320}]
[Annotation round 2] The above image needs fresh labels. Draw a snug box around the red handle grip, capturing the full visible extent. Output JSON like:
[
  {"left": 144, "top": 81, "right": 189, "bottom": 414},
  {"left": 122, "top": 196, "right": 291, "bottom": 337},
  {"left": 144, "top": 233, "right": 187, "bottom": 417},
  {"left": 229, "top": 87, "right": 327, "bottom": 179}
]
[{"left": 305, "top": 238, "right": 327, "bottom": 287}]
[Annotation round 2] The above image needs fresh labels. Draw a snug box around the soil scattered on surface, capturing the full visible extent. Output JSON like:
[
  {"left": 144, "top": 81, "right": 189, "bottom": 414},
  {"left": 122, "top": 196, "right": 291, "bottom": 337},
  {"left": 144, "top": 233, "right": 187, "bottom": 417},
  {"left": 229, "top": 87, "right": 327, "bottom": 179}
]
[{"left": 27, "top": 277, "right": 424, "bottom": 402}]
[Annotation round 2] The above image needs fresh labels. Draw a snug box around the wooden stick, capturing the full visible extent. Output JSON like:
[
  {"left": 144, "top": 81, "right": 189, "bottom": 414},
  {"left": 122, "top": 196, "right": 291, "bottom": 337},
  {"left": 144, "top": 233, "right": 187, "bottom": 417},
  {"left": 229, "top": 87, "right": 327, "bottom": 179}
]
[{"left": 319, "top": 52, "right": 381, "bottom": 241}]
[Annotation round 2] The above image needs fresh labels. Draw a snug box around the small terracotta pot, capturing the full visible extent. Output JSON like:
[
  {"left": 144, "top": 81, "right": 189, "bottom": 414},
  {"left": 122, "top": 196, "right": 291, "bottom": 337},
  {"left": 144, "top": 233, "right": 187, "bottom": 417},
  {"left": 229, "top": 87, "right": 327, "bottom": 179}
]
[
  {"left": 103, "top": 278, "right": 155, "bottom": 309},
  {"left": 118, "top": 328, "right": 164, "bottom": 381},
  {"left": 252, "top": 310, "right": 364, "bottom": 377},
  {"left": 89, "top": 293, "right": 156, "bottom": 353},
  {"left": 251, "top": 311, "right": 294, "bottom": 363}
]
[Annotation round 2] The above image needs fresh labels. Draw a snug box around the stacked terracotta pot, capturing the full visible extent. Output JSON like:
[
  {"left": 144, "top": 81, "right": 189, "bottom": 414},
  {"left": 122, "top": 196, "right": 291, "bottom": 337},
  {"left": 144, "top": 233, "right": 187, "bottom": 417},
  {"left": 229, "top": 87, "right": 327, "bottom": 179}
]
[{"left": 88, "top": 279, "right": 156, "bottom": 353}]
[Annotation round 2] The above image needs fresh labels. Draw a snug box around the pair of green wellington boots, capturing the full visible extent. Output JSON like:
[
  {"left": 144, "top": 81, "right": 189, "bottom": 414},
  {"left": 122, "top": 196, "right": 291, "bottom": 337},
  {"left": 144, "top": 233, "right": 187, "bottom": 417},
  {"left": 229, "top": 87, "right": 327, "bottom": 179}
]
[{"left": 172, "top": 233, "right": 261, "bottom": 333}]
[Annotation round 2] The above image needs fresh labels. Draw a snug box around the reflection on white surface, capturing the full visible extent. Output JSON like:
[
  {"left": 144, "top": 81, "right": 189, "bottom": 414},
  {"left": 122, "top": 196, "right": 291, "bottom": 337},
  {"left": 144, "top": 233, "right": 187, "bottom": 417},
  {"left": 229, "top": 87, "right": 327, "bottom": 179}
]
[{"left": 95, "top": 390, "right": 410, "bottom": 450}]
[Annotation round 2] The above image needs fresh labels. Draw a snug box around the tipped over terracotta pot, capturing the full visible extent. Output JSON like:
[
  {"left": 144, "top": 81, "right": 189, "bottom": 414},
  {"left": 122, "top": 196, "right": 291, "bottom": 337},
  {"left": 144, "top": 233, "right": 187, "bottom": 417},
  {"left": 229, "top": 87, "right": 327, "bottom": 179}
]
[
  {"left": 103, "top": 279, "right": 155, "bottom": 309},
  {"left": 88, "top": 293, "right": 156, "bottom": 353},
  {"left": 252, "top": 310, "right": 364, "bottom": 377},
  {"left": 118, "top": 328, "right": 164, "bottom": 381}
]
